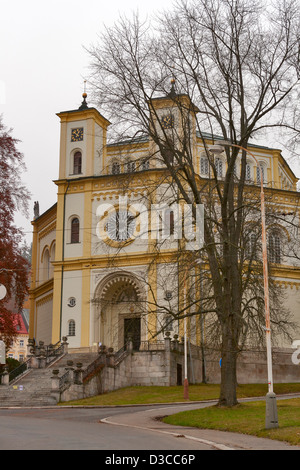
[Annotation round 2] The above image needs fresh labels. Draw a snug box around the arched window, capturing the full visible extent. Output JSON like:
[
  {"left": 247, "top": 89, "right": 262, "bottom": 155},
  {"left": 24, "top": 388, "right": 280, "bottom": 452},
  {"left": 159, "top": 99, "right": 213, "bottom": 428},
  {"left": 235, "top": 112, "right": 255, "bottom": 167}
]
[
  {"left": 245, "top": 162, "right": 251, "bottom": 181},
  {"left": 68, "top": 320, "right": 76, "bottom": 337},
  {"left": 73, "top": 151, "right": 82, "bottom": 175},
  {"left": 245, "top": 232, "right": 257, "bottom": 259},
  {"left": 269, "top": 231, "right": 281, "bottom": 264},
  {"left": 112, "top": 161, "right": 120, "bottom": 175},
  {"left": 49, "top": 242, "right": 56, "bottom": 277},
  {"left": 50, "top": 243, "right": 56, "bottom": 262},
  {"left": 257, "top": 163, "right": 265, "bottom": 185},
  {"left": 43, "top": 249, "right": 50, "bottom": 281},
  {"left": 200, "top": 156, "right": 209, "bottom": 175},
  {"left": 126, "top": 161, "right": 136, "bottom": 173},
  {"left": 71, "top": 218, "right": 80, "bottom": 244},
  {"left": 164, "top": 149, "right": 174, "bottom": 164},
  {"left": 164, "top": 314, "right": 174, "bottom": 331},
  {"left": 215, "top": 158, "right": 223, "bottom": 178}
]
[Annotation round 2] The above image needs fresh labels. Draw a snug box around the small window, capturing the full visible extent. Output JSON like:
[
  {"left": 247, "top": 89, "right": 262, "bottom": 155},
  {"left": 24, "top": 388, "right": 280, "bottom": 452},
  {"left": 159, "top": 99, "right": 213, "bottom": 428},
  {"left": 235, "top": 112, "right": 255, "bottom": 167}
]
[
  {"left": 200, "top": 156, "right": 209, "bottom": 175},
  {"left": 164, "top": 209, "right": 175, "bottom": 236},
  {"left": 269, "top": 231, "right": 281, "bottom": 264},
  {"left": 165, "top": 149, "right": 174, "bottom": 164},
  {"left": 71, "top": 218, "right": 80, "bottom": 244},
  {"left": 164, "top": 290, "right": 173, "bottom": 301},
  {"left": 215, "top": 158, "right": 223, "bottom": 178},
  {"left": 164, "top": 314, "right": 174, "bottom": 331},
  {"left": 257, "top": 163, "right": 265, "bottom": 184},
  {"left": 68, "top": 320, "right": 76, "bottom": 337},
  {"left": 68, "top": 297, "right": 76, "bottom": 307},
  {"left": 246, "top": 163, "right": 251, "bottom": 181},
  {"left": 43, "top": 249, "right": 50, "bottom": 281},
  {"left": 112, "top": 161, "right": 121, "bottom": 175},
  {"left": 141, "top": 159, "right": 149, "bottom": 171},
  {"left": 73, "top": 151, "right": 82, "bottom": 175},
  {"left": 126, "top": 161, "right": 136, "bottom": 173},
  {"left": 246, "top": 232, "right": 257, "bottom": 259}
]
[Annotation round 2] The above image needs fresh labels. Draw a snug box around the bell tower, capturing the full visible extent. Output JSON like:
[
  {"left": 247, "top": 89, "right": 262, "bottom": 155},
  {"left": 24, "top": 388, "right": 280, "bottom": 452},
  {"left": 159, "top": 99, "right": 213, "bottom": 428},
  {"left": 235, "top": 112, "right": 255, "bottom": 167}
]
[
  {"left": 51, "top": 92, "right": 111, "bottom": 346},
  {"left": 56, "top": 91, "right": 111, "bottom": 180},
  {"left": 148, "top": 79, "right": 199, "bottom": 167}
]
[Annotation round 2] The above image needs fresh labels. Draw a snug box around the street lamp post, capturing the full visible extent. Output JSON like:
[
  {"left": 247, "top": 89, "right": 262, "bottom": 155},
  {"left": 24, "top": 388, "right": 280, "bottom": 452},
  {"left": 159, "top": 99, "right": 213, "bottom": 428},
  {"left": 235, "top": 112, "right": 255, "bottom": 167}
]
[
  {"left": 183, "top": 267, "right": 189, "bottom": 400},
  {"left": 209, "top": 142, "right": 278, "bottom": 429}
]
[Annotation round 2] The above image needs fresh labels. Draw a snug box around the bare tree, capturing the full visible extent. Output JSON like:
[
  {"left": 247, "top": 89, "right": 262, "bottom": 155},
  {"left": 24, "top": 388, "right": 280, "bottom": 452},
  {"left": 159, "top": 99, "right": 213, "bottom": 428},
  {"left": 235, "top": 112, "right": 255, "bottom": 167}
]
[{"left": 87, "top": 0, "right": 300, "bottom": 406}]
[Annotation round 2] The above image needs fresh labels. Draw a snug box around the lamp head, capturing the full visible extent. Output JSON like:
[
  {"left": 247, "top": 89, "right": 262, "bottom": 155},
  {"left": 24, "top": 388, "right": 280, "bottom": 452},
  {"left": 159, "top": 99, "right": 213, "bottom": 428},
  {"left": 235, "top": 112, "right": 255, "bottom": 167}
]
[{"left": 209, "top": 144, "right": 224, "bottom": 155}]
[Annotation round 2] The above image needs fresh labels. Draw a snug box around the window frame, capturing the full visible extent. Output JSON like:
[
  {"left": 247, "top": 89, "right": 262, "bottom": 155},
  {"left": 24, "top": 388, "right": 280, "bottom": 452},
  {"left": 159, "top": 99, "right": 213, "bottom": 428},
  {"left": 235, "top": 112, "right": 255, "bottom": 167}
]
[
  {"left": 268, "top": 230, "right": 281, "bottom": 264},
  {"left": 112, "top": 161, "right": 121, "bottom": 175},
  {"left": 200, "top": 156, "right": 209, "bottom": 175},
  {"left": 73, "top": 151, "right": 82, "bottom": 175},
  {"left": 70, "top": 217, "right": 80, "bottom": 244},
  {"left": 68, "top": 319, "right": 76, "bottom": 337}
]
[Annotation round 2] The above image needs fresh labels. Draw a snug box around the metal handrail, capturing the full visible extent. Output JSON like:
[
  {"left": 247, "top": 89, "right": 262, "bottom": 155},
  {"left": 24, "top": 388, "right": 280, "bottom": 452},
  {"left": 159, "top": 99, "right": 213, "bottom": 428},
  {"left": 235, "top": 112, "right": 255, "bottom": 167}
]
[
  {"left": 59, "top": 370, "right": 70, "bottom": 389},
  {"left": 82, "top": 356, "right": 105, "bottom": 382},
  {"left": 45, "top": 341, "right": 63, "bottom": 358},
  {"left": 114, "top": 347, "right": 130, "bottom": 366},
  {"left": 8, "top": 358, "right": 31, "bottom": 383}
]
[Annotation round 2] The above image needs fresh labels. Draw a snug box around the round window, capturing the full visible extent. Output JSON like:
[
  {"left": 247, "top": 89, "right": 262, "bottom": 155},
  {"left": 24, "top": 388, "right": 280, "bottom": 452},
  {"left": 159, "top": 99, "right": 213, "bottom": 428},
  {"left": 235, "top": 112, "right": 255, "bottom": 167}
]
[{"left": 68, "top": 297, "right": 76, "bottom": 307}]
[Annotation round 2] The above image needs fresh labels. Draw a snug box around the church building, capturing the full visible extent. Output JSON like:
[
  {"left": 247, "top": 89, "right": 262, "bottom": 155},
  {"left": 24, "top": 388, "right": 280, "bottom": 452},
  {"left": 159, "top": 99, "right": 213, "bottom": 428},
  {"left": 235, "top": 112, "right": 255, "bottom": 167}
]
[{"left": 29, "top": 88, "right": 300, "bottom": 364}]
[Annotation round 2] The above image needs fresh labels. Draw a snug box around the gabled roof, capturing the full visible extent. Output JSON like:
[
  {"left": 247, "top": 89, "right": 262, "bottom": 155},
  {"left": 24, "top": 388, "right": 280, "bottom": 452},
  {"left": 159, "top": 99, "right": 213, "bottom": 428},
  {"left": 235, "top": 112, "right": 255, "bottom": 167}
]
[{"left": 12, "top": 313, "right": 28, "bottom": 335}]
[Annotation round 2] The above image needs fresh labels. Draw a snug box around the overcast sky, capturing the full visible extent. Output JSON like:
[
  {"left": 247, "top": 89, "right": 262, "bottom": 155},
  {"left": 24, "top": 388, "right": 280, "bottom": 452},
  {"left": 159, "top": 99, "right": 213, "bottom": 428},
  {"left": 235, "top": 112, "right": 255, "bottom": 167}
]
[
  {"left": 1, "top": 0, "right": 300, "bottom": 246},
  {"left": 0, "top": 0, "right": 177, "bottom": 244}
]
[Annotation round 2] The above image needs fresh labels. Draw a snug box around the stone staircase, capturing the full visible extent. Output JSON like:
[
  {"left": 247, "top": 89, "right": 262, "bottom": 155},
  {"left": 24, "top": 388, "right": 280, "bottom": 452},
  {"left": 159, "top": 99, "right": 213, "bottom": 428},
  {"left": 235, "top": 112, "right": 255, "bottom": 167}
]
[{"left": 0, "top": 352, "right": 99, "bottom": 408}]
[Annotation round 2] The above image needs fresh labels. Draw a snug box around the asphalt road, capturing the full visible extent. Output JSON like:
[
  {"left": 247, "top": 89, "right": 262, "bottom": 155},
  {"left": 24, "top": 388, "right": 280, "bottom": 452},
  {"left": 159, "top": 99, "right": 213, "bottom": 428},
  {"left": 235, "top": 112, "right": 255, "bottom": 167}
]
[
  {"left": 1, "top": 411, "right": 193, "bottom": 451},
  {"left": 0, "top": 401, "right": 299, "bottom": 451},
  {"left": 0, "top": 404, "right": 215, "bottom": 451}
]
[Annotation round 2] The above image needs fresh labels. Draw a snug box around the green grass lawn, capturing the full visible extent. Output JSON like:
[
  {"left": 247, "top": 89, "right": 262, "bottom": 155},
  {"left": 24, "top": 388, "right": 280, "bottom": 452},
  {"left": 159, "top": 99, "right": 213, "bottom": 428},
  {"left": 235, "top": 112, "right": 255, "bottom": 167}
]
[
  {"left": 59, "top": 383, "right": 300, "bottom": 446},
  {"left": 163, "top": 398, "right": 300, "bottom": 447},
  {"left": 59, "top": 382, "right": 300, "bottom": 406}
]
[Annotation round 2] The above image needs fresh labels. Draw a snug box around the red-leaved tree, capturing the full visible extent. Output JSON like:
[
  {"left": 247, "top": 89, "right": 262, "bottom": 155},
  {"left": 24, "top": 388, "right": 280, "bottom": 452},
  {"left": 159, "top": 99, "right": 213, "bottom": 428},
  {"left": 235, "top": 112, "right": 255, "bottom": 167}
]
[{"left": 0, "top": 116, "right": 30, "bottom": 348}]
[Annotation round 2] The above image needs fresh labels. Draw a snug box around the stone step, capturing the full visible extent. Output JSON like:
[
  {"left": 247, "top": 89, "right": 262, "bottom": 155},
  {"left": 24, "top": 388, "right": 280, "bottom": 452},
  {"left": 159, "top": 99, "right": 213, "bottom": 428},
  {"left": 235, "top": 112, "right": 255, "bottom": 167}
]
[
  {"left": 55, "top": 353, "right": 98, "bottom": 367},
  {"left": 0, "top": 351, "right": 101, "bottom": 407}
]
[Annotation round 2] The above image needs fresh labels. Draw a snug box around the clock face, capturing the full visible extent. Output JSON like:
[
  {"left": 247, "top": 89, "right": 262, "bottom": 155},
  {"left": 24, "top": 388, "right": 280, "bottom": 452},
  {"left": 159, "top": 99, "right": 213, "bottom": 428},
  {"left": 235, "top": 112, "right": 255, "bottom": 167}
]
[
  {"left": 106, "top": 211, "right": 136, "bottom": 242},
  {"left": 161, "top": 114, "right": 174, "bottom": 129},
  {"left": 71, "top": 127, "right": 84, "bottom": 142}
]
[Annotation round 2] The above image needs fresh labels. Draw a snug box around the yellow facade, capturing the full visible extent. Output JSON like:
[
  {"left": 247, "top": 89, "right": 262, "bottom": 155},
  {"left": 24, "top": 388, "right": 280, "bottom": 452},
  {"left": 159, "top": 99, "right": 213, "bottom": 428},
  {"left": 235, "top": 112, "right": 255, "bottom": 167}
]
[{"left": 29, "top": 92, "right": 300, "bottom": 354}]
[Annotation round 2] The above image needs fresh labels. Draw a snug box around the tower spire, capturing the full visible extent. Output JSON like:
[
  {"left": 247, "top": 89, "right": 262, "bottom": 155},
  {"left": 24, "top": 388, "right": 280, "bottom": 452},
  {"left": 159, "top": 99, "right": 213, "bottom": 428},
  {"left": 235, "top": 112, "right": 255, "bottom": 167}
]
[
  {"left": 79, "top": 80, "right": 88, "bottom": 110},
  {"left": 168, "top": 77, "right": 176, "bottom": 98}
]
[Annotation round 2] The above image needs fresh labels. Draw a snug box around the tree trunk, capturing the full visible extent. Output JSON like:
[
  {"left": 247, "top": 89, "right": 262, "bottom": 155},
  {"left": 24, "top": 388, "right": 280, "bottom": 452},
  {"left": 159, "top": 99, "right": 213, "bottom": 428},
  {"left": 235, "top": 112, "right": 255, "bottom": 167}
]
[{"left": 219, "top": 324, "right": 239, "bottom": 407}]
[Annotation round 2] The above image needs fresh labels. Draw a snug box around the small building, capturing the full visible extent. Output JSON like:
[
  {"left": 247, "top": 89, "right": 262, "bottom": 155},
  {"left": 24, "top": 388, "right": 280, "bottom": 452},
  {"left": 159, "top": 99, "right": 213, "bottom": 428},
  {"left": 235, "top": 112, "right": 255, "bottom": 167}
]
[{"left": 7, "top": 309, "right": 29, "bottom": 362}]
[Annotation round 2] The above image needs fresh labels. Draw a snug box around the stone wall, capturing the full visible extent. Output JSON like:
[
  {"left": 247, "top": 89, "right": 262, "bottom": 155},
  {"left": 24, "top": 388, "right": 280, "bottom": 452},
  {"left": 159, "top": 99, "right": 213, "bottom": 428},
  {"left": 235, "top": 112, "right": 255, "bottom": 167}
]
[
  {"left": 58, "top": 342, "right": 300, "bottom": 403},
  {"left": 200, "top": 348, "right": 300, "bottom": 384}
]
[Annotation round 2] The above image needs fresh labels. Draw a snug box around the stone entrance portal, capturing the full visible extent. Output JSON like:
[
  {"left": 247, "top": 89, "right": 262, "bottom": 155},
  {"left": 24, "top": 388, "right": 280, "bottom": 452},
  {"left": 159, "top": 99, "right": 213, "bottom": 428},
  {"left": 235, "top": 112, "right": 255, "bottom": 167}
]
[{"left": 93, "top": 273, "right": 145, "bottom": 351}]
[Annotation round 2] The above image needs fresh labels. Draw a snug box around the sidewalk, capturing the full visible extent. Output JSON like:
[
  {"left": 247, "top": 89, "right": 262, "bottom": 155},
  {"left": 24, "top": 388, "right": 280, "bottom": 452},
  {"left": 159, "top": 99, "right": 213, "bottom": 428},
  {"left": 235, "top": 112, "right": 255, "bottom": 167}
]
[{"left": 101, "top": 402, "right": 300, "bottom": 451}]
